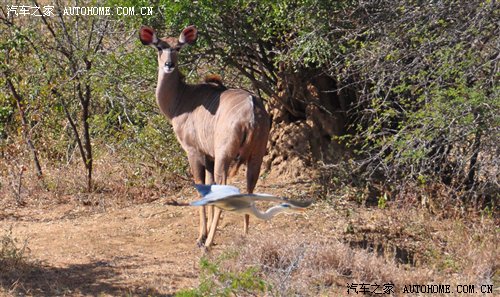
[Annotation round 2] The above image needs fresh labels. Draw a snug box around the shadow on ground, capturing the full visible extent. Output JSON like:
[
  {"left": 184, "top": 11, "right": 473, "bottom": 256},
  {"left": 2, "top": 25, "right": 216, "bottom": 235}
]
[{"left": 0, "top": 259, "right": 175, "bottom": 297}]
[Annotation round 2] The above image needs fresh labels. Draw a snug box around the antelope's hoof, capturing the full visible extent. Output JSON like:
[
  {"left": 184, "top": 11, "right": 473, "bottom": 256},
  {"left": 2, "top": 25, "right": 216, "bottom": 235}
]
[
  {"left": 196, "top": 236, "right": 207, "bottom": 248},
  {"left": 199, "top": 244, "right": 210, "bottom": 254}
]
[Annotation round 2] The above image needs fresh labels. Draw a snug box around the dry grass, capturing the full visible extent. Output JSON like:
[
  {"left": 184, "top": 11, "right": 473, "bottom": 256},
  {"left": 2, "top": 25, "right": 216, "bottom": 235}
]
[
  {"left": 0, "top": 152, "right": 190, "bottom": 215},
  {"left": 212, "top": 235, "right": 422, "bottom": 295},
  {"left": 206, "top": 204, "right": 499, "bottom": 296}
]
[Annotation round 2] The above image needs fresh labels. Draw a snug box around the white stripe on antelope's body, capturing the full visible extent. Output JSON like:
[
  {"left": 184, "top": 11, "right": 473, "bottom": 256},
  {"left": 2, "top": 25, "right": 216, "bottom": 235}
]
[{"left": 139, "top": 25, "right": 270, "bottom": 248}]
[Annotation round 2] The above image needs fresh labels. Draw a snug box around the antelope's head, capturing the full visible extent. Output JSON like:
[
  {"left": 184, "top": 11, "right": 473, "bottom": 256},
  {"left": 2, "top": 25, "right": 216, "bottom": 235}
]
[{"left": 139, "top": 25, "right": 198, "bottom": 74}]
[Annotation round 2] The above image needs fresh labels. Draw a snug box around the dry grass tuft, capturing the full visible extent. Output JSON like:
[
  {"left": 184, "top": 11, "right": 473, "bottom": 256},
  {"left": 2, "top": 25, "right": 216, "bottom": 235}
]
[
  {"left": 211, "top": 214, "right": 499, "bottom": 296},
  {"left": 226, "top": 234, "right": 430, "bottom": 295}
]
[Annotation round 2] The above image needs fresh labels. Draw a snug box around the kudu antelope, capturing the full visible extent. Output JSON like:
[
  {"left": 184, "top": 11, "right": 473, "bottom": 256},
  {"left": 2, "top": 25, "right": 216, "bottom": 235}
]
[{"left": 139, "top": 25, "right": 270, "bottom": 248}]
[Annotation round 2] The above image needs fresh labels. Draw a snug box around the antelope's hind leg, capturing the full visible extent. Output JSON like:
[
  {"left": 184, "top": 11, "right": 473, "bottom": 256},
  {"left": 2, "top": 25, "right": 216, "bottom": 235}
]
[{"left": 243, "top": 133, "right": 268, "bottom": 235}]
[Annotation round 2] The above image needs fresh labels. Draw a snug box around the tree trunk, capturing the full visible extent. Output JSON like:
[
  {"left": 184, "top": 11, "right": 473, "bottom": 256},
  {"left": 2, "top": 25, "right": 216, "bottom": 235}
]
[
  {"left": 6, "top": 78, "right": 43, "bottom": 177},
  {"left": 466, "top": 125, "right": 481, "bottom": 190},
  {"left": 82, "top": 91, "right": 92, "bottom": 192}
]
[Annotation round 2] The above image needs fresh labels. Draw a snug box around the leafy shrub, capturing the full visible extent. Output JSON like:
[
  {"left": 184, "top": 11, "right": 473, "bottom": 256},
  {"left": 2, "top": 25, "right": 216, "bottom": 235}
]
[
  {"left": 342, "top": 1, "right": 499, "bottom": 205},
  {"left": 175, "top": 256, "right": 270, "bottom": 297}
]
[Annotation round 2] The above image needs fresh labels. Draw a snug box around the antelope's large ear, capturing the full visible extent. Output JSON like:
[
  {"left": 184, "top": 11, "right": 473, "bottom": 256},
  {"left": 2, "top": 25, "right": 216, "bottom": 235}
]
[
  {"left": 139, "top": 26, "right": 158, "bottom": 45},
  {"left": 179, "top": 25, "right": 197, "bottom": 45}
]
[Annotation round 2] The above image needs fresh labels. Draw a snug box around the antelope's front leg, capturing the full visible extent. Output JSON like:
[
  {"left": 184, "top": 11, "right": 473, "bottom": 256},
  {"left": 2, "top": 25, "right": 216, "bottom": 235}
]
[
  {"left": 243, "top": 214, "right": 250, "bottom": 234},
  {"left": 205, "top": 159, "right": 215, "bottom": 234},
  {"left": 187, "top": 154, "right": 207, "bottom": 247},
  {"left": 197, "top": 207, "right": 208, "bottom": 247}
]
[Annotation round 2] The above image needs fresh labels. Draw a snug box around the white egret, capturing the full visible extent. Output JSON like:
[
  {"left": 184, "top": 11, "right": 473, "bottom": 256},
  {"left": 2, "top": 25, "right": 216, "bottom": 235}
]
[{"left": 190, "top": 184, "right": 313, "bottom": 220}]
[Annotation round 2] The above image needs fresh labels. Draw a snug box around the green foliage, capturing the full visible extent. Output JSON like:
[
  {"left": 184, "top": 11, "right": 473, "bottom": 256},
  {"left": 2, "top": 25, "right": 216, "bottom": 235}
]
[
  {"left": 339, "top": 1, "right": 499, "bottom": 202},
  {"left": 1, "top": 0, "right": 497, "bottom": 205},
  {"left": 1, "top": 0, "right": 189, "bottom": 179},
  {"left": 176, "top": 256, "right": 270, "bottom": 297},
  {"left": 378, "top": 193, "right": 388, "bottom": 209},
  {"left": 0, "top": 104, "right": 13, "bottom": 140},
  {"left": 132, "top": 0, "right": 353, "bottom": 94},
  {"left": 122, "top": 115, "right": 188, "bottom": 175}
]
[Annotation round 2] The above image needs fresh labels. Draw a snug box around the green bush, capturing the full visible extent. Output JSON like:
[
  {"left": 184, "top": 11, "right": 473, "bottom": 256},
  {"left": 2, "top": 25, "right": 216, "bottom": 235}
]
[{"left": 176, "top": 256, "right": 270, "bottom": 297}]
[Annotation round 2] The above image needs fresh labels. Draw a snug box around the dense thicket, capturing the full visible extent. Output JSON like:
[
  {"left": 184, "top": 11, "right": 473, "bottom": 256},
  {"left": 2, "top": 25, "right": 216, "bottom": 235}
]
[{"left": 1, "top": 1, "right": 498, "bottom": 207}]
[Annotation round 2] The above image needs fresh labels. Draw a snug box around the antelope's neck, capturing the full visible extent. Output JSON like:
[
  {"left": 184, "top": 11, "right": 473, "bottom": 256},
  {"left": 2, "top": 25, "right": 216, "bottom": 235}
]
[{"left": 155, "top": 69, "right": 185, "bottom": 119}]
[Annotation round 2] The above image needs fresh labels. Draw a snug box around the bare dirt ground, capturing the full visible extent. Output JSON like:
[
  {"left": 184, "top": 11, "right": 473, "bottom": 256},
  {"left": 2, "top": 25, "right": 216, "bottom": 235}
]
[
  {"left": 1, "top": 173, "right": 498, "bottom": 296},
  {"left": 0, "top": 176, "right": 330, "bottom": 296}
]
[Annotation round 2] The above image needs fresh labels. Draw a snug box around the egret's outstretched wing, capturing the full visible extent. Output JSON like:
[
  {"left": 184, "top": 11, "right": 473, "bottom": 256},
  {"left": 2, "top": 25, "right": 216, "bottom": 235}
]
[
  {"left": 193, "top": 185, "right": 283, "bottom": 204},
  {"left": 190, "top": 193, "right": 249, "bottom": 210},
  {"left": 190, "top": 189, "right": 313, "bottom": 210},
  {"left": 247, "top": 193, "right": 314, "bottom": 208},
  {"left": 194, "top": 184, "right": 240, "bottom": 199},
  {"left": 192, "top": 184, "right": 242, "bottom": 210}
]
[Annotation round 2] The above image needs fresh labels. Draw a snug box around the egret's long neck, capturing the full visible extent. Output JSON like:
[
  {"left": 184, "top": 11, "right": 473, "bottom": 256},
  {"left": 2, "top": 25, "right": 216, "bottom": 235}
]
[{"left": 250, "top": 204, "right": 287, "bottom": 220}]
